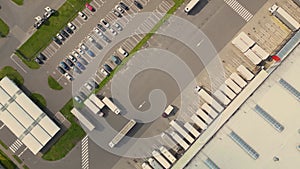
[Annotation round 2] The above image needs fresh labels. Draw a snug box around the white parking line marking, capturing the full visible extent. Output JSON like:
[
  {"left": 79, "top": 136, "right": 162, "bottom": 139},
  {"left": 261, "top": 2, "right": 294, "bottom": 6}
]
[
  {"left": 10, "top": 55, "right": 27, "bottom": 73},
  {"left": 0, "top": 124, "right": 5, "bottom": 130},
  {"left": 197, "top": 39, "right": 204, "bottom": 46},
  {"left": 18, "top": 147, "right": 28, "bottom": 157}
]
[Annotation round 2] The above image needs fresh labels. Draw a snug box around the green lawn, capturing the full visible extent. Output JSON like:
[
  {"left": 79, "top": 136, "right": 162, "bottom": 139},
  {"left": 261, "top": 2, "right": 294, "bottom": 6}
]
[
  {"left": 17, "top": 0, "right": 91, "bottom": 68},
  {"left": 29, "top": 93, "right": 47, "bottom": 108},
  {"left": 11, "top": 0, "right": 23, "bottom": 5},
  {"left": 0, "top": 18, "right": 9, "bottom": 37},
  {"left": 42, "top": 99, "right": 85, "bottom": 161},
  {"left": 0, "top": 66, "right": 24, "bottom": 86},
  {"left": 48, "top": 76, "right": 63, "bottom": 90},
  {"left": 0, "top": 149, "right": 17, "bottom": 169}
]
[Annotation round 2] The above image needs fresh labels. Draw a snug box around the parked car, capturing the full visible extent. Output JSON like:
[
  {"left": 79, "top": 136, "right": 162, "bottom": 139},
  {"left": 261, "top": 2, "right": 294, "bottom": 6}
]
[
  {"left": 60, "top": 29, "right": 69, "bottom": 38},
  {"left": 94, "top": 27, "right": 101, "bottom": 34},
  {"left": 86, "top": 3, "right": 95, "bottom": 12},
  {"left": 93, "top": 42, "right": 102, "bottom": 50},
  {"left": 74, "top": 96, "right": 82, "bottom": 103},
  {"left": 86, "top": 50, "right": 95, "bottom": 57},
  {"left": 78, "top": 11, "right": 88, "bottom": 20},
  {"left": 109, "top": 28, "right": 117, "bottom": 36},
  {"left": 57, "top": 66, "right": 66, "bottom": 74},
  {"left": 89, "top": 80, "right": 98, "bottom": 88},
  {"left": 98, "top": 32, "right": 110, "bottom": 42},
  {"left": 103, "top": 64, "right": 113, "bottom": 72},
  {"left": 79, "top": 91, "right": 87, "bottom": 100},
  {"left": 65, "top": 58, "right": 74, "bottom": 68},
  {"left": 101, "top": 19, "right": 110, "bottom": 28},
  {"left": 68, "top": 22, "right": 76, "bottom": 31},
  {"left": 78, "top": 57, "right": 88, "bottom": 65},
  {"left": 84, "top": 82, "right": 93, "bottom": 91},
  {"left": 97, "top": 24, "right": 106, "bottom": 31},
  {"left": 68, "top": 54, "right": 77, "bottom": 62},
  {"left": 114, "top": 23, "right": 122, "bottom": 31},
  {"left": 134, "top": 0, "right": 143, "bottom": 9},
  {"left": 76, "top": 61, "right": 85, "bottom": 70},
  {"left": 65, "top": 73, "right": 74, "bottom": 81},
  {"left": 111, "top": 55, "right": 121, "bottom": 65},
  {"left": 118, "top": 47, "right": 129, "bottom": 57},
  {"left": 72, "top": 51, "right": 81, "bottom": 58},
  {"left": 73, "top": 66, "right": 82, "bottom": 74},
  {"left": 35, "top": 58, "right": 43, "bottom": 64},
  {"left": 112, "top": 10, "right": 122, "bottom": 17},
  {"left": 87, "top": 35, "right": 95, "bottom": 42},
  {"left": 77, "top": 47, "right": 85, "bottom": 55},
  {"left": 100, "top": 68, "right": 109, "bottom": 77},
  {"left": 56, "top": 33, "right": 65, "bottom": 41},
  {"left": 59, "top": 61, "right": 70, "bottom": 70},
  {"left": 80, "top": 43, "right": 88, "bottom": 51},
  {"left": 115, "top": 5, "right": 124, "bottom": 13},
  {"left": 119, "top": 2, "right": 129, "bottom": 10},
  {"left": 38, "top": 53, "right": 47, "bottom": 61},
  {"left": 65, "top": 26, "right": 73, "bottom": 34},
  {"left": 53, "top": 37, "right": 62, "bottom": 45}
]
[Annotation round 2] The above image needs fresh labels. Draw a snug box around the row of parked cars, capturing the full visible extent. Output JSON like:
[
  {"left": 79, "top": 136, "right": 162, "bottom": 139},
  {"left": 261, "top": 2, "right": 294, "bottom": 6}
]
[
  {"left": 53, "top": 22, "right": 76, "bottom": 45},
  {"left": 34, "top": 7, "right": 56, "bottom": 29}
]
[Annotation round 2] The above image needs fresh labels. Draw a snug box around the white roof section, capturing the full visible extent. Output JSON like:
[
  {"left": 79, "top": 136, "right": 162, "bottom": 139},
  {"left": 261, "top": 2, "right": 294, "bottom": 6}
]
[
  {"left": 0, "top": 77, "right": 60, "bottom": 155},
  {"left": 183, "top": 46, "right": 300, "bottom": 169}
]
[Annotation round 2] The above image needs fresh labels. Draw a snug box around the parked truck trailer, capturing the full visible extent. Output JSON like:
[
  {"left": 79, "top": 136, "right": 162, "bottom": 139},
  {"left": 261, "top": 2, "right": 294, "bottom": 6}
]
[
  {"left": 109, "top": 119, "right": 136, "bottom": 148},
  {"left": 213, "top": 90, "right": 231, "bottom": 106},
  {"left": 195, "top": 109, "right": 212, "bottom": 124},
  {"left": 225, "top": 79, "right": 241, "bottom": 94},
  {"left": 232, "top": 31, "right": 255, "bottom": 53},
  {"left": 84, "top": 99, "right": 101, "bottom": 115},
  {"left": 148, "top": 158, "right": 163, "bottom": 169},
  {"left": 170, "top": 120, "right": 194, "bottom": 144},
  {"left": 219, "top": 84, "right": 236, "bottom": 100},
  {"left": 197, "top": 88, "right": 224, "bottom": 112},
  {"left": 170, "top": 131, "right": 189, "bottom": 150},
  {"left": 244, "top": 49, "right": 262, "bottom": 65},
  {"left": 237, "top": 65, "right": 254, "bottom": 81},
  {"left": 152, "top": 150, "right": 171, "bottom": 169},
  {"left": 201, "top": 103, "right": 218, "bottom": 119},
  {"left": 251, "top": 44, "right": 269, "bottom": 60},
  {"left": 89, "top": 94, "right": 105, "bottom": 109},
  {"left": 159, "top": 146, "right": 177, "bottom": 164},
  {"left": 191, "top": 114, "right": 207, "bottom": 131},
  {"left": 230, "top": 73, "right": 247, "bottom": 88},
  {"left": 102, "top": 97, "right": 121, "bottom": 115},
  {"left": 71, "top": 108, "right": 95, "bottom": 131},
  {"left": 184, "top": 122, "right": 200, "bottom": 138}
]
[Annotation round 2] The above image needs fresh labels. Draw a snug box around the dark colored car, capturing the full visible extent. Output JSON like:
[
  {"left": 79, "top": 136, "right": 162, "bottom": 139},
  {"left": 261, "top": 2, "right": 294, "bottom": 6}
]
[
  {"left": 111, "top": 55, "right": 121, "bottom": 65},
  {"left": 38, "top": 53, "right": 47, "bottom": 60},
  {"left": 73, "top": 66, "right": 82, "bottom": 74},
  {"left": 65, "top": 58, "right": 74, "bottom": 68},
  {"left": 134, "top": 0, "right": 143, "bottom": 9},
  {"left": 119, "top": 2, "right": 129, "bottom": 10},
  {"left": 93, "top": 42, "right": 102, "bottom": 50},
  {"left": 76, "top": 61, "right": 85, "bottom": 70},
  {"left": 103, "top": 64, "right": 113, "bottom": 72},
  {"left": 53, "top": 37, "right": 62, "bottom": 45},
  {"left": 89, "top": 80, "right": 98, "bottom": 88},
  {"left": 57, "top": 66, "right": 66, "bottom": 74},
  {"left": 86, "top": 3, "right": 95, "bottom": 12},
  {"left": 59, "top": 61, "right": 70, "bottom": 70},
  {"left": 97, "top": 24, "right": 106, "bottom": 32},
  {"left": 65, "top": 26, "right": 73, "bottom": 34},
  {"left": 79, "top": 91, "right": 87, "bottom": 100},
  {"left": 86, "top": 50, "right": 95, "bottom": 57},
  {"left": 78, "top": 57, "right": 88, "bottom": 65},
  {"left": 35, "top": 58, "right": 43, "bottom": 64},
  {"left": 60, "top": 30, "right": 69, "bottom": 38}
]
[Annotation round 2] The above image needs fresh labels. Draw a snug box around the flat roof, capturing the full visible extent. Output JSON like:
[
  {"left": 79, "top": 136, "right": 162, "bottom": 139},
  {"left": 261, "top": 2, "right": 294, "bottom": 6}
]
[
  {"left": 185, "top": 45, "right": 300, "bottom": 169},
  {"left": 0, "top": 77, "right": 60, "bottom": 155}
]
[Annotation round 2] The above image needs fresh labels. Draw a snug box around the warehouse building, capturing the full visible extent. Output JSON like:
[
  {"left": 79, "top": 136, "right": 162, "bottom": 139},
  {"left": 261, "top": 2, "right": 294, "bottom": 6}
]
[{"left": 0, "top": 77, "right": 60, "bottom": 155}]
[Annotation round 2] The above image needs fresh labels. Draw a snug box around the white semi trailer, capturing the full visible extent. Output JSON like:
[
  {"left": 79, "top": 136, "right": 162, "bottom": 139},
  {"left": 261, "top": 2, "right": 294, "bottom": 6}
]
[
  {"left": 148, "top": 158, "right": 163, "bottom": 169},
  {"left": 213, "top": 90, "right": 231, "bottom": 106},
  {"left": 251, "top": 44, "right": 269, "bottom": 60},
  {"left": 170, "top": 120, "right": 194, "bottom": 144},
  {"left": 237, "top": 65, "right": 254, "bottom": 81},
  {"left": 219, "top": 84, "right": 236, "bottom": 100},
  {"left": 195, "top": 109, "right": 212, "bottom": 124},
  {"left": 84, "top": 99, "right": 101, "bottom": 115},
  {"left": 201, "top": 103, "right": 218, "bottom": 119},
  {"left": 232, "top": 32, "right": 255, "bottom": 53},
  {"left": 89, "top": 94, "right": 105, "bottom": 109},
  {"left": 142, "top": 162, "right": 153, "bottom": 169},
  {"left": 102, "top": 97, "right": 121, "bottom": 115},
  {"left": 230, "top": 73, "right": 247, "bottom": 88},
  {"left": 197, "top": 88, "right": 224, "bottom": 113},
  {"left": 71, "top": 108, "right": 95, "bottom": 131},
  {"left": 152, "top": 150, "right": 171, "bottom": 169},
  {"left": 161, "top": 132, "right": 181, "bottom": 152},
  {"left": 170, "top": 131, "right": 189, "bottom": 150},
  {"left": 183, "top": 122, "right": 200, "bottom": 138},
  {"left": 244, "top": 49, "right": 262, "bottom": 65},
  {"left": 191, "top": 114, "right": 207, "bottom": 131},
  {"left": 159, "top": 146, "right": 177, "bottom": 164},
  {"left": 109, "top": 119, "right": 136, "bottom": 148},
  {"left": 269, "top": 4, "right": 300, "bottom": 31},
  {"left": 225, "top": 78, "right": 241, "bottom": 94}
]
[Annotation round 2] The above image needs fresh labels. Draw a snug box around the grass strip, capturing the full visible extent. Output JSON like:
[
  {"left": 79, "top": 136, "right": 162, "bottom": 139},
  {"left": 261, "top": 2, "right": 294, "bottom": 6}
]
[
  {"left": 0, "top": 149, "right": 17, "bottom": 169},
  {"left": 0, "top": 66, "right": 24, "bottom": 86},
  {"left": 48, "top": 76, "right": 63, "bottom": 90},
  {"left": 0, "top": 18, "right": 9, "bottom": 37},
  {"left": 11, "top": 0, "right": 23, "bottom": 5}
]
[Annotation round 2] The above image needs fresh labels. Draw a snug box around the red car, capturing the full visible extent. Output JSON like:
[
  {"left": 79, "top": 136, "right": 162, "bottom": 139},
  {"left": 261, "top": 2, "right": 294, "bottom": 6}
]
[{"left": 86, "top": 3, "right": 95, "bottom": 12}]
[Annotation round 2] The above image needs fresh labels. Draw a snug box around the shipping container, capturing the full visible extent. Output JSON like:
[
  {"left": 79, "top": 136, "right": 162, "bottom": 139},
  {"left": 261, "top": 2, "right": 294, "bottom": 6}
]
[
  {"left": 230, "top": 73, "right": 247, "bottom": 88},
  {"left": 237, "top": 65, "right": 254, "bottom": 81}
]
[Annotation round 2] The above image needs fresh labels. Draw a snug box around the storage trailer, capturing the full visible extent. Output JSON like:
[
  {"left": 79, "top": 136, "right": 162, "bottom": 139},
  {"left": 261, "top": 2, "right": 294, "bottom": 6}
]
[
  {"left": 170, "top": 131, "right": 189, "bottom": 150},
  {"left": 251, "top": 44, "right": 269, "bottom": 60},
  {"left": 89, "top": 94, "right": 105, "bottom": 109},
  {"left": 201, "top": 103, "right": 218, "bottom": 119},
  {"left": 84, "top": 99, "right": 101, "bottom": 115},
  {"left": 142, "top": 162, "right": 153, "bottom": 169},
  {"left": 269, "top": 4, "right": 300, "bottom": 31},
  {"left": 183, "top": 122, "right": 200, "bottom": 138},
  {"left": 213, "top": 90, "right": 231, "bottom": 105},
  {"left": 170, "top": 120, "right": 194, "bottom": 144},
  {"left": 225, "top": 79, "right": 241, "bottom": 94},
  {"left": 232, "top": 32, "right": 255, "bottom": 53},
  {"left": 159, "top": 146, "right": 177, "bottom": 164},
  {"left": 197, "top": 88, "right": 224, "bottom": 112},
  {"left": 109, "top": 119, "right": 136, "bottom": 148},
  {"left": 102, "top": 97, "right": 121, "bottom": 115},
  {"left": 244, "top": 49, "right": 262, "bottom": 65},
  {"left": 195, "top": 109, "right": 212, "bottom": 124},
  {"left": 148, "top": 158, "right": 163, "bottom": 169},
  {"left": 71, "top": 108, "right": 95, "bottom": 131},
  {"left": 161, "top": 132, "right": 181, "bottom": 152},
  {"left": 219, "top": 84, "right": 236, "bottom": 100},
  {"left": 152, "top": 150, "right": 171, "bottom": 169},
  {"left": 237, "top": 65, "right": 254, "bottom": 81},
  {"left": 191, "top": 114, "right": 208, "bottom": 131},
  {"left": 230, "top": 73, "right": 247, "bottom": 88}
]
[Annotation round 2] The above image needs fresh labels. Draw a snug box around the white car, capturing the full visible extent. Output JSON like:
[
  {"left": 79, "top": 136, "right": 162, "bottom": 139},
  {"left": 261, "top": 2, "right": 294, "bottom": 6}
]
[
  {"left": 78, "top": 11, "right": 88, "bottom": 20},
  {"left": 94, "top": 27, "right": 100, "bottom": 34},
  {"left": 79, "top": 43, "right": 88, "bottom": 50},
  {"left": 68, "top": 54, "right": 77, "bottom": 62},
  {"left": 115, "top": 5, "right": 124, "bottom": 13},
  {"left": 114, "top": 23, "right": 122, "bottom": 31},
  {"left": 101, "top": 19, "right": 110, "bottom": 28},
  {"left": 65, "top": 73, "right": 74, "bottom": 81},
  {"left": 68, "top": 22, "right": 76, "bottom": 31},
  {"left": 87, "top": 35, "right": 94, "bottom": 42},
  {"left": 74, "top": 96, "right": 82, "bottom": 103},
  {"left": 100, "top": 68, "right": 109, "bottom": 77},
  {"left": 194, "top": 86, "right": 201, "bottom": 93},
  {"left": 76, "top": 47, "right": 84, "bottom": 55},
  {"left": 72, "top": 51, "right": 80, "bottom": 58},
  {"left": 109, "top": 28, "right": 117, "bottom": 36},
  {"left": 118, "top": 47, "right": 128, "bottom": 57}
]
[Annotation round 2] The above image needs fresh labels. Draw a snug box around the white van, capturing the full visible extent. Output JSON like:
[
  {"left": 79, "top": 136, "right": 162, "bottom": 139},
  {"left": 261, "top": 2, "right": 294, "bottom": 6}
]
[{"left": 118, "top": 47, "right": 128, "bottom": 57}]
